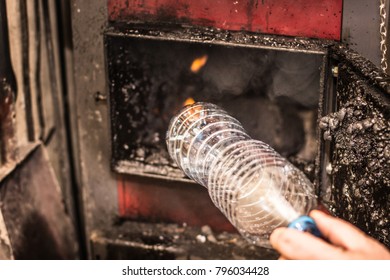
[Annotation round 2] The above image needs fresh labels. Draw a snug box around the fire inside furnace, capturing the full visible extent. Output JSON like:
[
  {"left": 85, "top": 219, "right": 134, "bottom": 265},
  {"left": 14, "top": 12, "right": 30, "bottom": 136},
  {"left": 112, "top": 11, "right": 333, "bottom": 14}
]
[
  {"left": 107, "top": 35, "right": 322, "bottom": 183},
  {"left": 190, "top": 55, "right": 208, "bottom": 73},
  {"left": 183, "top": 97, "right": 196, "bottom": 106}
]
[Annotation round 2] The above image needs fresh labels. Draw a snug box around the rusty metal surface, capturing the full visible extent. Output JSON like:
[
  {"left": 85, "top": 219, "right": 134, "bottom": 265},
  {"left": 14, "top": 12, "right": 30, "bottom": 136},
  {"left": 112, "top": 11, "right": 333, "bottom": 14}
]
[
  {"left": 0, "top": 0, "right": 17, "bottom": 166},
  {"left": 90, "top": 221, "right": 278, "bottom": 260},
  {"left": 319, "top": 46, "right": 390, "bottom": 247},
  {"left": 107, "top": 0, "right": 342, "bottom": 40},
  {"left": 4, "top": 0, "right": 79, "bottom": 239},
  {"left": 0, "top": 144, "right": 78, "bottom": 259}
]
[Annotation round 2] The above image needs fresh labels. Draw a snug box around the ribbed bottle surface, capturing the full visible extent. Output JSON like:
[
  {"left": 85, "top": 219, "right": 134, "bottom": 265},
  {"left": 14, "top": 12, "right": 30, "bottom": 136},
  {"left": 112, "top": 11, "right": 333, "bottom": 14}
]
[{"left": 166, "top": 102, "right": 317, "bottom": 247}]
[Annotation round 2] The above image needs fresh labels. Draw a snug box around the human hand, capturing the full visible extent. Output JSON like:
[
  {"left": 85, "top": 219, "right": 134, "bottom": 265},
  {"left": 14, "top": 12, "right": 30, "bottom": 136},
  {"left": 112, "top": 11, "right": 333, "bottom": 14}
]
[{"left": 270, "top": 210, "right": 390, "bottom": 260}]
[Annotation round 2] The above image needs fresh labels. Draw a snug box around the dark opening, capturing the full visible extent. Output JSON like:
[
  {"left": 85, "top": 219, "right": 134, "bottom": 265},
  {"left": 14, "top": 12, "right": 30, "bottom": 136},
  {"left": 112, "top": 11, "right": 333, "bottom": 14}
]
[{"left": 106, "top": 30, "right": 324, "bottom": 181}]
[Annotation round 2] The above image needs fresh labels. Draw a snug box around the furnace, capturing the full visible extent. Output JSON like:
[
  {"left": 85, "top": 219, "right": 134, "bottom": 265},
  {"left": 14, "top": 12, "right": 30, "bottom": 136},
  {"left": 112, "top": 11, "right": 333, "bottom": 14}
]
[{"left": 0, "top": 0, "right": 388, "bottom": 259}]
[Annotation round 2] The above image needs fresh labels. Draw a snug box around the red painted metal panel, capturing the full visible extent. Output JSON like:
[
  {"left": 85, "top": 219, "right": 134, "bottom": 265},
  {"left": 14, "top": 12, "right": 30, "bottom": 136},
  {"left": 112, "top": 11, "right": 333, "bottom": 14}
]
[
  {"left": 117, "top": 176, "right": 236, "bottom": 232},
  {"left": 108, "top": 0, "right": 342, "bottom": 40}
]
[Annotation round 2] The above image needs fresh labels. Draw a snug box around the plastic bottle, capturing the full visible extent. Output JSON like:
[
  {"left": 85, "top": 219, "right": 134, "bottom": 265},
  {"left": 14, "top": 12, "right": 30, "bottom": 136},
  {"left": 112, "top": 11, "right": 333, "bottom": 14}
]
[{"left": 166, "top": 102, "right": 321, "bottom": 247}]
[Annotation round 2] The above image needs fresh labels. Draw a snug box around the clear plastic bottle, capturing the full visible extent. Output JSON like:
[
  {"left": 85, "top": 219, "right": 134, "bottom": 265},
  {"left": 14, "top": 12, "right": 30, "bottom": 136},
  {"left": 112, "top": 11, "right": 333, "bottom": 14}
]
[{"left": 166, "top": 102, "right": 320, "bottom": 248}]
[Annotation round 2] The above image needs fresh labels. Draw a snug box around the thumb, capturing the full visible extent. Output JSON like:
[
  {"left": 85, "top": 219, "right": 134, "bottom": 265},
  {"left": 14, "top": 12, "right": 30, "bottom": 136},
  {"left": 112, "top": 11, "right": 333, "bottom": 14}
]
[{"left": 270, "top": 227, "right": 347, "bottom": 260}]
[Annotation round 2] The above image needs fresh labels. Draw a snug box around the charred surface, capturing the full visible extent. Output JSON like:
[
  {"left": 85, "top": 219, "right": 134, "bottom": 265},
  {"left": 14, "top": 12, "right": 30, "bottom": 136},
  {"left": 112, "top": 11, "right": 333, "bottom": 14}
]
[
  {"left": 332, "top": 44, "right": 390, "bottom": 94},
  {"left": 106, "top": 24, "right": 333, "bottom": 53},
  {"left": 320, "top": 47, "right": 390, "bottom": 247},
  {"left": 91, "top": 221, "right": 278, "bottom": 260}
]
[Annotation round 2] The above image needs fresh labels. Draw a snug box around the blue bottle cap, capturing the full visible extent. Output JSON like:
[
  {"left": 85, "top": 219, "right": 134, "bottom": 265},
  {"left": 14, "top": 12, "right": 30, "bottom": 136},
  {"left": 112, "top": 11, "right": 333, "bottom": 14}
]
[{"left": 288, "top": 215, "right": 323, "bottom": 239}]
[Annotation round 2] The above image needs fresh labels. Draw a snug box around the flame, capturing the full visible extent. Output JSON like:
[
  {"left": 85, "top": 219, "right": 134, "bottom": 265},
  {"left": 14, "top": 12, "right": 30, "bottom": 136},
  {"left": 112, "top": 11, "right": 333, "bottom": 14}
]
[
  {"left": 182, "top": 97, "right": 200, "bottom": 124},
  {"left": 190, "top": 55, "right": 208, "bottom": 73},
  {"left": 183, "top": 97, "right": 195, "bottom": 106}
]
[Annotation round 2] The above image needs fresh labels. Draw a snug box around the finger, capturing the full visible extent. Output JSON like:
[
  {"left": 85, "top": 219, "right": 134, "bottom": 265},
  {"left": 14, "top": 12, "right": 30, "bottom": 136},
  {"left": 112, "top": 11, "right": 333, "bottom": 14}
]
[
  {"left": 270, "top": 227, "right": 347, "bottom": 260},
  {"left": 310, "top": 210, "right": 370, "bottom": 250}
]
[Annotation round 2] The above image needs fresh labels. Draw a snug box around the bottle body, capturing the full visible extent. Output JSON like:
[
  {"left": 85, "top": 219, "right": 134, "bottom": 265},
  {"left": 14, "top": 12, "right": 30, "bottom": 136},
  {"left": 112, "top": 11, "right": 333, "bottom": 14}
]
[{"left": 166, "top": 102, "right": 317, "bottom": 247}]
